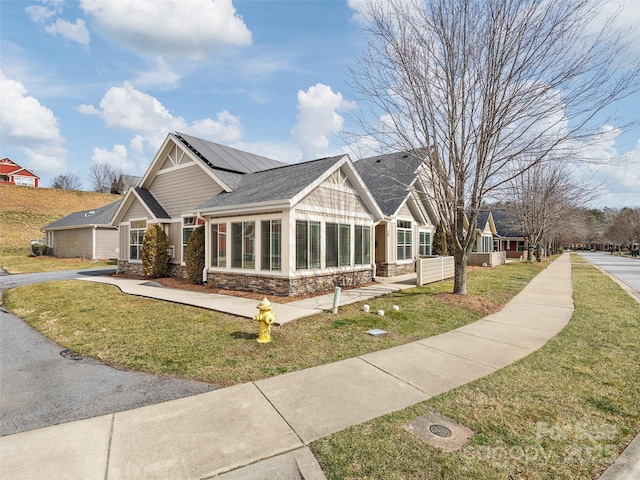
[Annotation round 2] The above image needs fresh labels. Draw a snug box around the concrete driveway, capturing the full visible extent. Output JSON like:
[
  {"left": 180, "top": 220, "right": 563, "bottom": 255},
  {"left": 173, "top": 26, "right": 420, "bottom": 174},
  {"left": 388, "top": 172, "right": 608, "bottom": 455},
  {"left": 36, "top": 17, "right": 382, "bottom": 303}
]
[{"left": 0, "top": 268, "right": 217, "bottom": 436}]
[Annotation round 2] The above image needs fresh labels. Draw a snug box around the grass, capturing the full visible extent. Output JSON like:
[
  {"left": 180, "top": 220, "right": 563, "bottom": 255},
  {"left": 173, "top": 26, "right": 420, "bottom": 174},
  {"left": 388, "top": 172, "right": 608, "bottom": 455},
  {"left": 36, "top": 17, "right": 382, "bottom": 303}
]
[
  {"left": 0, "top": 250, "right": 116, "bottom": 273},
  {"left": 309, "top": 255, "right": 640, "bottom": 479},
  {"left": 0, "top": 184, "right": 120, "bottom": 254},
  {"left": 2, "top": 261, "right": 545, "bottom": 387}
]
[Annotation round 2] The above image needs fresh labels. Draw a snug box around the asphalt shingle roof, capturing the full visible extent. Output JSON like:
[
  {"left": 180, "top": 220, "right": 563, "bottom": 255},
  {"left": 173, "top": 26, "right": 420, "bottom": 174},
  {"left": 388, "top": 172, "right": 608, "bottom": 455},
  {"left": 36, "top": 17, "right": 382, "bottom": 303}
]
[
  {"left": 176, "top": 132, "right": 286, "bottom": 174},
  {"left": 486, "top": 207, "right": 522, "bottom": 237},
  {"left": 43, "top": 200, "right": 122, "bottom": 229},
  {"left": 197, "top": 156, "right": 344, "bottom": 210},
  {"left": 355, "top": 151, "right": 426, "bottom": 216},
  {"left": 135, "top": 187, "right": 170, "bottom": 219}
]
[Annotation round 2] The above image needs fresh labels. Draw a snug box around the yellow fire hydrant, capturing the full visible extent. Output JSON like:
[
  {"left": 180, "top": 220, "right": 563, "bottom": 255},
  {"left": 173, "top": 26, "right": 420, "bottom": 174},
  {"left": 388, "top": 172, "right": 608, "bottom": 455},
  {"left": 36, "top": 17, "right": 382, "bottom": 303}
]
[{"left": 254, "top": 298, "right": 276, "bottom": 343}]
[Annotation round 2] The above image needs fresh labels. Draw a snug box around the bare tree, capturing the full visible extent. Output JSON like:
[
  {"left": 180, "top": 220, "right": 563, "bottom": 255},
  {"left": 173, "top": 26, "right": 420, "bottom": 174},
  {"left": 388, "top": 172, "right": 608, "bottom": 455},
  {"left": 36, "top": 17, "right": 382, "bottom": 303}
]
[
  {"left": 350, "top": 0, "right": 639, "bottom": 293},
  {"left": 499, "top": 161, "right": 596, "bottom": 261},
  {"left": 50, "top": 173, "right": 82, "bottom": 190},
  {"left": 90, "top": 162, "right": 123, "bottom": 193},
  {"left": 605, "top": 208, "right": 640, "bottom": 252}
]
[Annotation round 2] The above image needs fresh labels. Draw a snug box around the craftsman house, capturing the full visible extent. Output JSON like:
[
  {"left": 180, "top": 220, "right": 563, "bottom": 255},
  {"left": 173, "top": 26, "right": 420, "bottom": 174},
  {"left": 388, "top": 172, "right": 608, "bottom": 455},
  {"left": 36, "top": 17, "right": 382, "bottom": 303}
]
[
  {"left": 355, "top": 151, "right": 439, "bottom": 277},
  {"left": 111, "top": 133, "right": 383, "bottom": 296},
  {"left": 42, "top": 201, "right": 121, "bottom": 260},
  {"left": 468, "top": 210, "right": 507, "bottom": 266},
  {"left": 0, "top": 158, "right": 39, "bottom": 187}
]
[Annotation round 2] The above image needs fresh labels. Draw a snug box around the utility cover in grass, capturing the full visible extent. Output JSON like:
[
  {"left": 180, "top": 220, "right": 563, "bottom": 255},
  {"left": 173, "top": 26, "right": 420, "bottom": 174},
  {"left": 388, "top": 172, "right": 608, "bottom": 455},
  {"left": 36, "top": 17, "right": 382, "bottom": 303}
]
[
  {"left": 366, "top": 329, "right": 387, "bottom": 336},
  {"left": 405, "top": 411, "right": 474, "bottom": 452}
]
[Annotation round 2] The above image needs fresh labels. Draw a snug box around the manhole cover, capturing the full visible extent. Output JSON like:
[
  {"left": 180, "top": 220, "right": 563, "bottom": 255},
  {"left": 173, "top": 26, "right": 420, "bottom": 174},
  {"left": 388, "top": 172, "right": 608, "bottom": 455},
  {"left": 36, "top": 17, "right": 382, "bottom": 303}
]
[
  {"left": 429, "top": 424, "right": 452, "bottom": 437},
  {"left": 60, "top": 349, "right": 83, "bottom": 361}
]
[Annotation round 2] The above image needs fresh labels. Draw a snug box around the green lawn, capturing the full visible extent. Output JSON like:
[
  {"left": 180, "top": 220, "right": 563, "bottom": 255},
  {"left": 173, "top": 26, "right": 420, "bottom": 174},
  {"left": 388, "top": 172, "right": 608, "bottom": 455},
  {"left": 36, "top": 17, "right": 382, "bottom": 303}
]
[
  {"left": 2, "top": 261, "right": 545, "bottom": 386},
  {"left": 310, "top": 255, "right": 640, "bottom": 479},
  {"left": 0, "top": 249, "right": 115, "bottom": 273}
]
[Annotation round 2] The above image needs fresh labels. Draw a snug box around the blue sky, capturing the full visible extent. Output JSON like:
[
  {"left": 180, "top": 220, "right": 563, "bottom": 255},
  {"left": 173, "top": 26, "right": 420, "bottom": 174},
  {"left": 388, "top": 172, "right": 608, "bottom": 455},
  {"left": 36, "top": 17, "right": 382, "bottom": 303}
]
[{"left": 1, "top": 0, "right": 638, "bottom": 208}]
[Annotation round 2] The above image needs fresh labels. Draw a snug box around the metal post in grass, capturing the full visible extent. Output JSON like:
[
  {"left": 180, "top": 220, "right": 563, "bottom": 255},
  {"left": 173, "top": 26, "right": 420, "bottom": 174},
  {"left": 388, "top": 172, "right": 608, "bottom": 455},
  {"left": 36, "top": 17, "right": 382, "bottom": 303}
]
[{"left": 332, "top": 287, "right": 341, "bottom": 314}]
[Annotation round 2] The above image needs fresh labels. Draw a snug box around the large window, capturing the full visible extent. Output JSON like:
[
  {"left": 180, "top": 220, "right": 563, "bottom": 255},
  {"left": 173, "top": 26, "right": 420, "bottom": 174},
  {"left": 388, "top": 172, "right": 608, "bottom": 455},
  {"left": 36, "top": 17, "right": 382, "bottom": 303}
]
[
  {"left": 15, "top": 177, "right": 35, "bottom": 186},
  {"left": 296, "top": 220, "right": 321, "bottom": 270},
  {"left": 419, "top": 231, "right": 431, "bottom": 256},
  {"left": 232, "top": 222, "right": 255, "bottom": 269},
  {"left": 327, "top": 223, "right": 351, "bottom": 267},
  {"left": 397, "top": 220, "right": 412, "bottom": 260},
  {"left": 211, "top": 223, "right": 227, "bottom": 268},
  {"left": 354, "top": 225, "right": 371, "bottom": 265},
  {"left": 129, "top": 220, "right": 146, "bottom": 261},
  {"left": 262, "top": 220, "right": 282, "bottom": 271}
]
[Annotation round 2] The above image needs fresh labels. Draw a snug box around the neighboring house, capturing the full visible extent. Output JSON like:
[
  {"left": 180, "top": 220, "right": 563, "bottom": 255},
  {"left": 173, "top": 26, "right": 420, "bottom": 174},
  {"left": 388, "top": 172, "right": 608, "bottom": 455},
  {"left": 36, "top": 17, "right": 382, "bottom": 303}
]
[
  {"left": 111, "top": 132, "right": 383, "bottom": 296},
  {"left": 42, "top": 201, "right": 121, "bottom": 260},
  {"left": 469, "top": 210, "right": 507, "bottom": 266},
  {"left": 0, "top": 158, "right": 39, "bottom": 187},
  {"left": 355, "top": 151, "right": 439, "bottom": 277},
  {"left": 489, "top": 208, "right": 527, "bottom": 258}
]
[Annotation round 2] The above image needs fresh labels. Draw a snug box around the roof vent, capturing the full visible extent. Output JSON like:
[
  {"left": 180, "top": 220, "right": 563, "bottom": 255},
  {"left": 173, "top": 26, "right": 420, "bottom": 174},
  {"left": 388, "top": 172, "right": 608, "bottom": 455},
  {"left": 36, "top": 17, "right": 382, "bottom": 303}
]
[{"left": 85, "top": 210, "right": 95, "bottom": 217}]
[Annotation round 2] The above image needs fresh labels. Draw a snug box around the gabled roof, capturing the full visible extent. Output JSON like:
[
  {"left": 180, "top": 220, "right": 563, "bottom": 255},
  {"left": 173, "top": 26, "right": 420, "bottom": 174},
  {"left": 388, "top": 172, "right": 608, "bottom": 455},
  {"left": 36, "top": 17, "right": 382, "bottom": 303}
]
[
  {"left": 355, "top": 150, "right": 426, "bottom": 217},
  {"left": 0, "top": 157, "right": 39, "bottom": 178},
  {"left": 43, "top": 200, "right": 122, "bottom": 230},
  {"left": 197, "top": 156, "right": 345, "bottom": 211},
  {"left": 134, "top": 187, "right": 170, "bottom": 219},
  {"left": 484, "top": 207, "right": 522, "bottom": 237},
  {"left": 175, "top": 132, "right": 286, "bottom": 174}
]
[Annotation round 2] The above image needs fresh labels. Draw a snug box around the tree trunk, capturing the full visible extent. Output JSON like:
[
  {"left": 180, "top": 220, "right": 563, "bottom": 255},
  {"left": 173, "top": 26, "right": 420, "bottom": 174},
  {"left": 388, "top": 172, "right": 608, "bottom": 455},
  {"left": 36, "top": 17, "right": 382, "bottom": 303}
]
[{"left": 453, "top": 250, "right": 467, "bottom": 294}]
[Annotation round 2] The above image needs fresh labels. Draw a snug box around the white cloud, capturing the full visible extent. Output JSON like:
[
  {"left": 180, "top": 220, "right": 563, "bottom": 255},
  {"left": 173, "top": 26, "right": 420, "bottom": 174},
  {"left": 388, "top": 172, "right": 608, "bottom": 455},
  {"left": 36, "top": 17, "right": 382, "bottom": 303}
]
[
  {"left": 45, "top": 18, "right": 90, "bottom": 45},
  {"left": 291, "top": 83, "right": 354, "bottom": 159},
  {"left": 133, "top": 57, "right": 182, "bottom": 89},
  {"left": 80, "top": 0, "right": 251, "bottom": 58},
  {"left": 0, "top": 70, "right": 67, "bottom": 176},
  {"left": 25, "top": 0, "right": 63, "bottom": 24},
  {"left": 80, "top": 82, "right": 244, "bottom": 173},
  {"left": 0, "top": 71, "right": 68, "bottom": 174}
]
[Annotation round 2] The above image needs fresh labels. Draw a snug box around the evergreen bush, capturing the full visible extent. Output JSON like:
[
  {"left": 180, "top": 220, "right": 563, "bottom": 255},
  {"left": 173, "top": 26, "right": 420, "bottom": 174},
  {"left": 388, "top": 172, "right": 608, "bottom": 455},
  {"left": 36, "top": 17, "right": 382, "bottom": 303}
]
[
  {"left": 432, "top": 220, "right": 449, "bottom": 256},
  {"left": 185, "top": 225, "right": 205, "bottom": 284},
  {"left": 141, "top": 224, "right": 169, "bottom": 278}
]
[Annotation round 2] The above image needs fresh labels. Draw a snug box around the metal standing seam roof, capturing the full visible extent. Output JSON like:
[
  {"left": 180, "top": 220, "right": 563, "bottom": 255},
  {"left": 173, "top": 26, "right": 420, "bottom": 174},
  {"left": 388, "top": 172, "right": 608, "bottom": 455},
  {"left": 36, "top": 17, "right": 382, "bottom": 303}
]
[
  {"left": 175, "top": 132, "right": 286, "bottom": 174},
  {"left": 196, "top": 155, "right": 345, "bottom": 210},
  {"left": 354, "top": 151, "right": 426, "bottom": 217},
  {"left": 43, "top": 200, "right": 122, "bottom": 230}
]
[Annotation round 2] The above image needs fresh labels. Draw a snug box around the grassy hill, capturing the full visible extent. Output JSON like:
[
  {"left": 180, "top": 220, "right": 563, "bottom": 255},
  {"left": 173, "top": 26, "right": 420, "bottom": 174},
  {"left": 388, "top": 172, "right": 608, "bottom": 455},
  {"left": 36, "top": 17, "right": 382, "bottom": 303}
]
[{"left": 0, "top": 185, "right": 121, "bottom": 253}]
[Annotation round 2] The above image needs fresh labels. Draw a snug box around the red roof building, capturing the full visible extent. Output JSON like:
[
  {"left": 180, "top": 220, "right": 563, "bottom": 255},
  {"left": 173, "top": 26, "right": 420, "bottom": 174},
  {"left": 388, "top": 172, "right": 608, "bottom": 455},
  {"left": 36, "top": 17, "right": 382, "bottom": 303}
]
[{"left": 0, "top": 158, "right": 39, "bottom": 187}]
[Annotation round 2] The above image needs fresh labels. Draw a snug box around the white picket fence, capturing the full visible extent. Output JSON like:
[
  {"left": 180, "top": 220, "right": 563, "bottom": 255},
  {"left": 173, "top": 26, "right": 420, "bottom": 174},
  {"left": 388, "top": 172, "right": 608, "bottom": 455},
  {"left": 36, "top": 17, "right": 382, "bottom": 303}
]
[{"left": 416, "top": 255, "right": 455, "bottom": 286}]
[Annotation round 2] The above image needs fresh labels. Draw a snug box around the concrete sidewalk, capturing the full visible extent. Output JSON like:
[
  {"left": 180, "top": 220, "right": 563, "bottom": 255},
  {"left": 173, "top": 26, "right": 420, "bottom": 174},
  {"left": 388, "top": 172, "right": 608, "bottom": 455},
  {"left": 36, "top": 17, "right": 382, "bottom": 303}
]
[
  {"left": 1, "top": 256, "right": 576, "bottom": 479},
  {"left": 78, "top": 272, "right": 418, "bottom": 324}
]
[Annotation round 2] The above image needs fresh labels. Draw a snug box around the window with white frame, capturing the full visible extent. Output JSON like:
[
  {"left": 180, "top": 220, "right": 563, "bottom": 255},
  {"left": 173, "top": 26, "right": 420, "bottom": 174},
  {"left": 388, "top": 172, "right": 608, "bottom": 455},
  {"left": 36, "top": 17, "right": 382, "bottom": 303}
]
[
  {"left": 129, "top": 220, "right": 146, "bottom": 261},
  {"left": 15, "top": 177, "right": 35, "bottom": 186},
  {"left": 182, "top": 216, "right": 204, "bottom": 261},
  {"left": 211, "top": 223, "right": 227, "bottom": 268},
  {"left": 419, "top": 231, "right": 431, "bottom": 256},
  {"left": 296, "top": 220, "right": 321, "bottom": 270},
  {"left": 326, "top": 223, "right": 351, "bottom": 267},
  {"left": 397, "top": 220, "right": 412, "bottom": 260},
  {"left": 232, "top": 221, "right": 255, "bottom": 269},
  {"left": 262, "top": 220, "right": 282, "bottom": 271},
  {"left": 354, "top": 225, "right": 371, "bottom": 265}
]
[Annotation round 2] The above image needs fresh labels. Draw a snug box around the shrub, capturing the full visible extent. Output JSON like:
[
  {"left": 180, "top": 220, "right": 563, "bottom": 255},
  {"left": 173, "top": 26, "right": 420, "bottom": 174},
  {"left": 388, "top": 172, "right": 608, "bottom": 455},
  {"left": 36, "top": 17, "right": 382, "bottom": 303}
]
[
  {"left": 30, "top": 243, "right": 47, "bottom": 256},
  {"left": 432, "top": 220, "right": 449, "bottom": 256},
  {"left": 141, "top": 224, "right": 169, "bottom": 278},
  {"left": 185, "top": 225, "right": 205, "bottom": 284}
]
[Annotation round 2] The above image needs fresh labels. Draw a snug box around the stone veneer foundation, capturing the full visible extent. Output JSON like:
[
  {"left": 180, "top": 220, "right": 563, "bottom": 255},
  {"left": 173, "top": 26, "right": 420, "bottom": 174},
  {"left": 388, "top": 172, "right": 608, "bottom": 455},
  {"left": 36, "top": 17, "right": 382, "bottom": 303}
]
[
  {"left": 375, "top": 261, "right": 416, "bottom": 277},
  {"left": 118, "top": 261, "right": 372, "bottom": 297}
]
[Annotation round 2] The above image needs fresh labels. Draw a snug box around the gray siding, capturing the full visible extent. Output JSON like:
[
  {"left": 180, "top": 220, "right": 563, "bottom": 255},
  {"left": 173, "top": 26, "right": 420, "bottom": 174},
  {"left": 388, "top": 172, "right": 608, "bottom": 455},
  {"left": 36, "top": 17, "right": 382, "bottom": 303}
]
[
  {"left": 95, "top": 228, "right": 119, "bottom": 259},
  {"left": 125, "top": 197, "right": 149, "bottom": 219},
  {"left": 148, "top": 163, "right": 224, "bottom": 218},
  {"left": 53, "top": 229, "right": 92, "bottom": 259},
  {"left": 298, "top": 174, "right": 370, "bottom": 216},
  {"left": 119, "top": 224, "right": 130, "bottom": 261},
  {"left": 397, "top": 203, "right": 413, "bottom": 219},
  {"left": 167, "top": 222, "right": 181, "bottom": 264}
]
